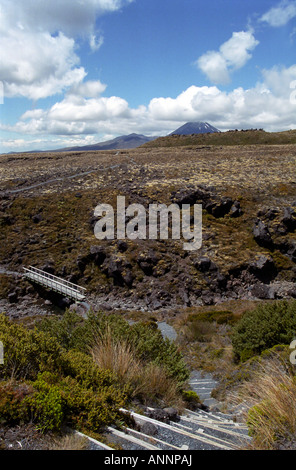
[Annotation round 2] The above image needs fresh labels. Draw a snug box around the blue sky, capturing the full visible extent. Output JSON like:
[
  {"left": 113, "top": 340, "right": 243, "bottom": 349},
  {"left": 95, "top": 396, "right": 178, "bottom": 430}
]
[{"left": 1, "top": 0, "right": 296, "bottom": 152}]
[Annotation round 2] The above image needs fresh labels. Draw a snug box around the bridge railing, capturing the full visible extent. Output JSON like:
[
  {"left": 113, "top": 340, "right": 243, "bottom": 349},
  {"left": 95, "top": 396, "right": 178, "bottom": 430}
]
[{"left": 23, "top": 266, "right": 87, "bottom": 301}]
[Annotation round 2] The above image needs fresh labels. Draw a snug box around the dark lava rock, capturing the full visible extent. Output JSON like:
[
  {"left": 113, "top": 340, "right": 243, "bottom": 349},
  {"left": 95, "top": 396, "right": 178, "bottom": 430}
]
[
  {"left": 208, "top": 197, "right": 233, "bottom": 218},
  {"left": 201, "top": 290, "right": 214, "bottom": 305},
  {"left": 140, "top": 422, "right": 158, "bottom": 436},
  {"left": 163, "top": 407, "right": 179, "bottom": 422},
  {"left": 117, "top": 240, "right": 128, "bottom": 252},
  {"left": 282, "top": 207, "right": 296, "bottom": 232},
  {"left": 249, "top": 255, "right": 277, "bottom": 282},
  {"left": 137, "top": 251, "right": 159, "bottom": 276},
  {"left": 122, "top": 270, "right": 134, "bottom": 287},
  {"left": 145, "top": 408, "right": 170, "bottom": 424},
  {"left": 76, "top": 254, "right": 90, "bottom": 273},
  {"left": 90, "top": 245, "right": 106, "bottom": 266},
  {"left": 171, "top": 187, "right": 211, "bottom": 207},
  {"left": 103, "top": 257, "right": 125, "bottom": 285},
  {"left": 251, "top": 283, "right": 271, "bottom": 299},
  {"left": 195, "top": 257, "right": 217, "bottom": 273},
  {"left": 8, "top": 292, "right": 18, "bottom": 303},
  {"left": 229, "top": 201, "right": 243, "bottom": 218},
  {"left": 32, "top": 213, "right": 42, "bottom": 224},
  {"left": 253, "top": 219, "right": 273, "bottom": 248}
]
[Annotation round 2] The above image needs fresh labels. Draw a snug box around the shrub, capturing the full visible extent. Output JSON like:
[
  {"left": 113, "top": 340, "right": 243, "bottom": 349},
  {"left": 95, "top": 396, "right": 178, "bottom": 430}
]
[
  {"left": 58, "top": 375, "right": 126, "bottom": 431},
  {"left": 0, "top": 380, "right": 34, "bottom": 424},
  {"left": 231, "top": 300, "right": 296, "bottom": 362},
  {"left": 0, "top": 315, "right": 127, "bottom": 433},
  {"left": 181, "top": 390, "right": 201, "bottom": 410},
  {"left": 25, "top": 374, "right": 64, "bottom": 432},
  {"left": 59, "top": 349, "right": 115, "bottom": 390},
  {"left": 0, "top": 371, "right": 127, "bottom": 433},
  {"left": 0, "top": 314, "right": 62, "bottom": 380},
  {"left": 38, "top": 310, "right": 190, "bottom": 383}
]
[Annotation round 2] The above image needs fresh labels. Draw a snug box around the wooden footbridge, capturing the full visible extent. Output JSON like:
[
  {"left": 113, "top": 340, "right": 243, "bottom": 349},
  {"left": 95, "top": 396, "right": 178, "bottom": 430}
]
[{"left": 23, "top": 266, "right": 86, "bottom": 301}]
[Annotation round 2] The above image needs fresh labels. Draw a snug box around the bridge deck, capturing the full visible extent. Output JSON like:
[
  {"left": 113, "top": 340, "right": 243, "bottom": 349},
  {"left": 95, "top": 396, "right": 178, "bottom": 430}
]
[{"left": 23, "top": 266, "right": 86, "bottom": 301}]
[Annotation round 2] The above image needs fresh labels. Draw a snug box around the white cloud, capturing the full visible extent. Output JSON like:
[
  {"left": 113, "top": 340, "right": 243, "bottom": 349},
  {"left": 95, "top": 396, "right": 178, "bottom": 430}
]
[
  {"left": 1, "top": 0, "right": 134, "bottom": 37},
  {"left": 260, "top": 1, "right": 296, "bottom": 27},
  {"left": 0, "top": 0, "right": 133, "bottom": 99},
  {"left": 68, "top": 80, "right": 107, "bottom": 98},
  {"left": 89, "top": 34, "right": 104, "bottom": 52},
  {"left": 1, "top": 29, "right": 86, "bottom": 100},
  {"left": 196, "top": 52, "right": 230, "bottom": 85},
  {"left": 196, "top": 30, "right": 259, "bottom": 84},
  {"left": 2, "top": 64, "right": 296, "bottom": 149}
]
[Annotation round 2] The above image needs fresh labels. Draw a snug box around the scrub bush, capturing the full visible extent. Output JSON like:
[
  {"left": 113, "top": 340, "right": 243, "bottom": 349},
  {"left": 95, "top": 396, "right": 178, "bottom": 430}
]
[{"left": 231, "top": 300, "right": 296, "bottom": 362}]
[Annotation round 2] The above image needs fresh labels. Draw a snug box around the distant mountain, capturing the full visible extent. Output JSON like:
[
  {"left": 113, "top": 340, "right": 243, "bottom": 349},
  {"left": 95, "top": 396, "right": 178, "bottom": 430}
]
[
  {"left": 54, "top": 133, "right": 158, "bottom": 152},
  {"left": 170, "top": 122, "right": 220, "bottom": 135}
]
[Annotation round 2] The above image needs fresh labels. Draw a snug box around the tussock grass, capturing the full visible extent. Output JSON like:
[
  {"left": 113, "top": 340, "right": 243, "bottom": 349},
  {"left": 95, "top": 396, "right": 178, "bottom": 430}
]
[
  {"left": 91, "top": 326, "right": 142, "bottom": 384},
  {"left": 49, "top": 433, "right": 88, "bottom": 450},
  {"left": 237, "top": 358, "right": 296, "bottom": 449},
  {"left": 91, "top": 326, "right": 184, "bottom": 409}
]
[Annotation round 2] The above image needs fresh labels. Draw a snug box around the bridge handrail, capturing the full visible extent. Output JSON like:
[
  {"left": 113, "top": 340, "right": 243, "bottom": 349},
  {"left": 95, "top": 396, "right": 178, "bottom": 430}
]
[{"left": 23, "top": 266, "right": 87, "bottom": 294}]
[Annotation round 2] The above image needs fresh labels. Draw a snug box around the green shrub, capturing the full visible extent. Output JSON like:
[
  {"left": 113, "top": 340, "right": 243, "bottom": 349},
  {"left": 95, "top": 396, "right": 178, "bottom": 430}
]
[
  {"left": 188, "top": 310, "right": 236, "bottom": 325},
  {"left": 182, "top": 390, "right": 201, "bottom": 410},
  {"left": 0, "top": 314, "right": 62, "bottom": 380},
  {"left": 0, "top": 372, "right": 127, "bottom": 433},
  {"left": 59, "top": 349, "right": 115, "bottom": 390},
  {"left": 38, "top": 310, "right": 190, "bottom": 383},
  {"left": 25, "top": 374, "right": 64, "bottom": 432},
  {"left": 231, "top": 300, "right": 296, "bottom": 362},
  {"left": 59, "top": 375, "right": 126, "bottom": 431}
]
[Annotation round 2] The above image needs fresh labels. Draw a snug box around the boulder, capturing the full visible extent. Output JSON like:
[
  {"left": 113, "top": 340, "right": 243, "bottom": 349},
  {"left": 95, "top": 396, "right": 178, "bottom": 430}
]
[
  {"left": 253, "top": 219, "right": 273, "bottom": 248},
  {"left": 171, "top": 187, "right": 211, "bottom": 207},
  {"left": 140, "top": 422, "right": 158, "bottom": 436},
  {"left": 117, "top": 240, "right": 128, "bottom": 252},
  {"left": 229, "top": 201, "right": 243, "bottom": 218},
  {"left": 251, "top": 283, "right": 271, "bottom": 299},
  {"left": 249, "top": 255, "right": 277, "bottom": 282},
  {"left": 146, "top": 408, "right": 170, "bottom": 423},
  {"left": 209, "top": 197, "right": 233, "bottom": 218},
  {"left": 137, "top": 250, "right": 159, "bottom": 276},
  {"left": 163, "top": 407, "right": 179, "bottom": 422},
  {"left": 281, "top": 207, "right": 296, "bottom": 232},
  {"left": 89, "top": 245, "right": 106, "bottom": 266},
  {"left": 195, "top": 257, "right": 217, "bottom": 273}
]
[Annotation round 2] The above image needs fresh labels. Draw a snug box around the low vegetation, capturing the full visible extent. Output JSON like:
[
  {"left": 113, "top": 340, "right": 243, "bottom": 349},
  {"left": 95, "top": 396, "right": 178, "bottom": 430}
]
[
  {"left": 171, "top": 299, "right": 296, "bottom": 449},
  {"left": 0, "top": 311, "right": 190, "bottom": 437},
  {"left": 142, "top": 128, "right": 296, "bottom": 148},
  {"left": 232, "top": 300, "right": 296, "bottom": 362}
]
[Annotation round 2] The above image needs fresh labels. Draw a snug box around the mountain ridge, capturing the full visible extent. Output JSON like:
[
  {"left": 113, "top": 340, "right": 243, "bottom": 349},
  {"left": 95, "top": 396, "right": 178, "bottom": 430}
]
[{"left": 52, "top": 133, "right": 158, "bottom": 152}]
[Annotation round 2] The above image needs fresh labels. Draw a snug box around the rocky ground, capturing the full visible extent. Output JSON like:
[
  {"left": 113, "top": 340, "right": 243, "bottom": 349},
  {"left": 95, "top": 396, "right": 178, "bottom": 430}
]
[{"left": 0, "top": 143, "right": 295, "bottom": 320}]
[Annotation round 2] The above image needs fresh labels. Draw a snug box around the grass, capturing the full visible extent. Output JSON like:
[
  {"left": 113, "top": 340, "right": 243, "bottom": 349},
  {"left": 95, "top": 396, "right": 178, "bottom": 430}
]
[
  {"left": 91, "top": 325, "right": 185, "bottom": 409},
  {"left": 49, "top": 433, "right": 88, "bottom": 450},
  {"left": 236, "top": 357, "right": 296, "bottom": 450}
]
